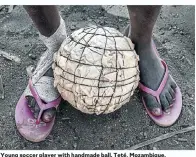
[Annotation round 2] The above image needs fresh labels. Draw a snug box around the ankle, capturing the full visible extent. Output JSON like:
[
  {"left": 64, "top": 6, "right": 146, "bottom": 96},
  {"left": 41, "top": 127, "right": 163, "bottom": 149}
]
[
  {"left": 39, "top": 17, "right": 67, "bottom": 52},
  {"left": 131, "top": 37, "right": 152, "bottom": 46}
]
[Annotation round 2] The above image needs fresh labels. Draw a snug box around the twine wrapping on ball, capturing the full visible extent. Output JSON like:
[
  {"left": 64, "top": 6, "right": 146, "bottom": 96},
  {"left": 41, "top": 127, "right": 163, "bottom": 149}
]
[{"left": 52, "top": 25, "right": 140, "bottom": 115}]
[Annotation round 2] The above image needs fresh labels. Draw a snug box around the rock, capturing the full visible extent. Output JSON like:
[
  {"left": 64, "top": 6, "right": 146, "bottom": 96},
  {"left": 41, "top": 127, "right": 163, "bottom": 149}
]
[
  {"left": 28, "top": 53, "right": 36, "bottom": 60},
  {"left": 185, "top": 58, "right": 192, "bottom": 66},
  {"left": 0, "top": 5, "right": 5, "bottom": 12},
  {"left": 169, "top": 26, "right": 172, "bottom": 30},
  {"left": 160, "top": 32, "right": 165, "bottom": 35},
  {"left": 119, "top": 18, "right": 123, "bottom": 22},
  {"left": 0, "top": 50, "right": 21, "bottom": 63},
  {"left": 73, "top": 143, "right": 77, "bottom": 149},
  {"left": 26, "top": 65, "right": 34, "bottom": 77},
  {"left": 180, "top": 31, "right": 184, "bottom": 35},
  {"left": 62, "top": 117, "right": 70, "bottom": 120},
  {"left": 153, "top": 146, "right": 158, "bottom": 150},
  {"left": 70, "top": 25, "right": 76, "bottom": 30},
  {"left": 8, "top": 5, "right": 15, "bottom": 13},
  {"left": 73, "top": 136, "right": 78, "bottom": 141},
  {"left": 177, "top": 138, "right": 188, "bottom": 142},
  {"left": 143, "top": 132, "right": 147, "bottom": 138}
]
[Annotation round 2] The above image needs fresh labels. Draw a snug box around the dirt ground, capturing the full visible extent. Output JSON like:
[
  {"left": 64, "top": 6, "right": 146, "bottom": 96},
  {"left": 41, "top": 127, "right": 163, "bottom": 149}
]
[{"left": 0, "top": 5, "right": 195, "bottom": 150}]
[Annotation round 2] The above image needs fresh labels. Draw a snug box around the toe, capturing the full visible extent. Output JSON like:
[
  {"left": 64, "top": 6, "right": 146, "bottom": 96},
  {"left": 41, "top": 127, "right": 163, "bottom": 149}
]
[
  {"left": 151, "top": 108, "right": 162, "bottom": 117},
  {"left": 170, "top": 80, "right": 177, "bottom": 90},
  {"left": 169, "top": 87, "right": 175, "bottom": 99},
  {"left": 26, "top": 96, "right": 35, "bottom": 108},
  {"left": 143, "top": 93, "right": 162, "bottom": 116},
  {"left": 42, "top": 108, "right": 56, "bottom": 123},
  {"left": 26, "top": 96, "right": 56, "bottom": 122},
  {"left": 165, "top": 92, "right": 173, "bottom": 106},
  {"left": 160, "top": 94, "right": 170, "bottom": 113},
  {"left": 26, "top": 96, "right": 40, "bottom": 118}
]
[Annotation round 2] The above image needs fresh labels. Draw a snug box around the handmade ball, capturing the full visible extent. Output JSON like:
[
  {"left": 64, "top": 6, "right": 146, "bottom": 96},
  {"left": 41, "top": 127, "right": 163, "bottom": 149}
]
[{"left": 52, "top": 25, "right": 140, "bottom": 115}]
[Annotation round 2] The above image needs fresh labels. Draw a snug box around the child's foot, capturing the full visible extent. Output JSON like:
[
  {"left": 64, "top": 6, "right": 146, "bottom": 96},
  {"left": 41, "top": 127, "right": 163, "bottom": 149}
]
[
  {"left": 124, "top": 25, "right": 177, "bottom": 116},
  {"left": 15, "top": 15, "right": 67, "bottom": 142},
  {"left": 26, "top": 68, "right": 57, "bottom": 123},
  {"left": 135, "top": 41, "right": 177, "bottom": 116}
]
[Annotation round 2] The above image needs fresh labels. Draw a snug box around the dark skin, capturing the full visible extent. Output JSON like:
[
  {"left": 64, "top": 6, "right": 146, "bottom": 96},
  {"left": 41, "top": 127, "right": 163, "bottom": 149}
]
[
  {"left": 126, "top": 6, "right": 176, "bottom": 116},
  {"left": 24, "top": 6, "right": 60, "bottom": 122},
  {"left": 23, "top": 6, "right": 60, "bottom": 37},
  {"left": 24, "top": 5, "right": 177, "bottom": 122}
]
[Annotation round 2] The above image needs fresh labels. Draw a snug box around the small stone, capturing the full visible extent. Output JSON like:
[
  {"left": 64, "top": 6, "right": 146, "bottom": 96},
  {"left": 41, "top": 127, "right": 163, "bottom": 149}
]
[
  {"left": 177, "top": 138, "right": 188, "bottom": 142},
  {"left": 173, "top": 140, "right": 179, "bottom": 144},
  {"left": 181, "top": 124, "right": 189, "bottom": 128},
  {"left": 160, "top": 32, "right": 165, "bottom": 35},
  {"left": 99, "top": 20, "right": 105, "bottom": 25},
  {"left": 143, "top": 132, "right": 147, "bottom": 138},
  {"left": 70, "top": 25, "right": 76, "bottom": 30},
  {"left": 185, "top": 58, "right": 192, "bottom": 66},
  {"left": 99, "top": 137, "right": 104, "bottom": 141},
  {"left": 153, "top": 147, "right": 158, "bottom": 150},
  {"left": 180, "top": 31, "right": 184, "bottom": 35},
  {"left": 162, "top": 39, "right": 168, "bottom": 44},
  {"left": 62, "top": 117, "right": 70, "bottom": 120},
  {"left": 125, "top": 140, "right": 130, "bottom": 145},
  {"left": 28, "top": 53, "right": 36, "bottom": 60},
  {"left": 26, "top": 65, "right": 35, "bottom": 77},
  {"left": 190, "top": 97, "right": 194, "bottom": 100},
  {"left": 8, "top": 5, "right": 14, "bottom": 13},
  {"left": 82, "top": 16, "right": 86, "bottom": 20},
  {"left": 111, "top": 144, "right": 115, "bottom": 149},
  {"left": 173, "top": 26, "right": 177, "bottom": 29},
  {"left": 119, "top": 18, "right": 123, "bottom": 22},
  {"left": 73, "top": 143, "right": 77, "bottom": 149},
  {"left": 181, "top": 56, "right": 185, "bottom": 61}
]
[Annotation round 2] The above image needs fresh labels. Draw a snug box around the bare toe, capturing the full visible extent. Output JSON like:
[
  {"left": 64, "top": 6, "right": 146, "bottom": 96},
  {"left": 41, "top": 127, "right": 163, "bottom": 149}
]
[
  {"left": 160, "top": 94, "right": 170, "bottom": 113},
  {"left": 170, "top": 80, "right": 177, "bottom": 90},
  {"left": 166, "top": 91, "right": 173, "bottom": 104},
  {"left": 26, "top": 96, "right": 56, "bottom": 122},
  {"left": 169, "top": 87, "right": 175, "bottom": 99},
  {"left": 41, "top": 108, "right": 56, "bottom": 123},
  {"left": 143, "top": 93, "right": 162, "bottom": 116}
]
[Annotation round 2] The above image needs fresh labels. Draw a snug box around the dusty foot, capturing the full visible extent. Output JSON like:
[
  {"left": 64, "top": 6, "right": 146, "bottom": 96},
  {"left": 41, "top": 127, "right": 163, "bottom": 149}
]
[
  {"left": 26, "top": 68, "right": 56, "bottom": 122},
  {"left": 124, "top": 25, "right": 177, "bottom": 116}
]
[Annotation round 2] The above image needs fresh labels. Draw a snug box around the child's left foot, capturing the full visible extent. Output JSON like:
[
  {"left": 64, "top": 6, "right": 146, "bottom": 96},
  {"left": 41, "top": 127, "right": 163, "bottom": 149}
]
[{"left": 124, "top": 25, "right": 182, "bottom": 126}]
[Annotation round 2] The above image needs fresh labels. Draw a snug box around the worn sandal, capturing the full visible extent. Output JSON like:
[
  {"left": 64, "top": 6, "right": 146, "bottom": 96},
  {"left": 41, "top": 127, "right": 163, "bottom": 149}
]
[
  {"left": 15, "top": 76, "right": 61, "bottom": 142},
  {"left": 139, "top": 45, "right": 182, "bottom": 127}
]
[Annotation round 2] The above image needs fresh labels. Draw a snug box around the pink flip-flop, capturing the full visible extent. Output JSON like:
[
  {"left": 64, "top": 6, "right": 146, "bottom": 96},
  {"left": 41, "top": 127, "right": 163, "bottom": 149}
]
[
  {"left": 15, "top": 78, "right": 61, "bottom": 142},
  {"left": 139, "top": 50, "right": 182, "bottom": 127}
]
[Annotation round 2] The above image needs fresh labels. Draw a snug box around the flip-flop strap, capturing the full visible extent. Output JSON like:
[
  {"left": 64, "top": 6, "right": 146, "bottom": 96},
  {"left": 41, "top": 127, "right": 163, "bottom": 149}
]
[
  {"left": 28, "top": 79, "right": 61, "bottom": 123},
  {"left": 139, "top": 60, "right": 169, "bottom": 104}
]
